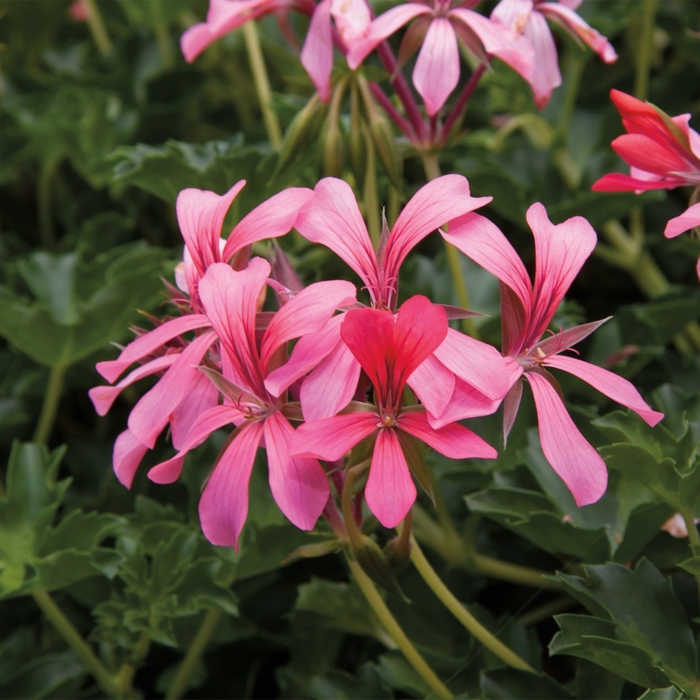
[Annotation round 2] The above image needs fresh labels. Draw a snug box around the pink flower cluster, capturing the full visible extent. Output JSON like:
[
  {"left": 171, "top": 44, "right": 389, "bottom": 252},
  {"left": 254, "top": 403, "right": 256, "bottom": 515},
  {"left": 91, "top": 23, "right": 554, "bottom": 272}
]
[{"left": 92, "top": 176, "right": 662, "bottom": 548}]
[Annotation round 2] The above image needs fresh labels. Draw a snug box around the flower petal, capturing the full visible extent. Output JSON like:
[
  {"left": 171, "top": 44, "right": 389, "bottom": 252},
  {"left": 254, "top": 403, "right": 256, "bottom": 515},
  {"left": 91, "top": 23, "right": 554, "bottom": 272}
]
[
  {"left": 591, "top": 172, "right": 681, "bottom": 193},
  {"left": 407, "top": 354, "right": 455, "bottom": 419},
  {"left": 426, "top": 376, "right": 506, "bottom": 429},
  {"left": 264, "top": 412, "right": 329, "bottom": 530},
  {"left": 301, "top": 0, "right": 334, "bottom": 101},
  {"left": 291, "top": 412, "right": 378, "bottom": 461},
  {"left": 546, "top": 355, "right": 663, "bottom": 427},
  {"left": 612, "top": 134, "right": 693, "bottom": 178},
  {"left": 365, "top": 428, "right": 416, "bottom": 528},
  {"left": 491, "top": 0, "right": 533, "bottom": 33},
  {"left": 521, "top": 10, "right": 560, "bottom": 109},
  {"left": 665, "top": 202, "right": 700, "bottom": 239},
  {"left": 113, "top": 429, "right": 149, "bottom": 489},
  {"left": 199, "top": 420, "right": 265, "bottom": 549},
  {"left": 527, "top": 370, "right": 607, "bottom": 507},
  {"left": 171, "top": 372, "right": 223, "bottom": 450}
]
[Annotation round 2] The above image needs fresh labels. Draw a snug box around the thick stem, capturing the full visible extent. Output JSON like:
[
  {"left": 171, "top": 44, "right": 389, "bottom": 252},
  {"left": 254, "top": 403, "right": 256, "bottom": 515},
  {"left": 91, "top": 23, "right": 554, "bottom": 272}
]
[
  {"left": 369, "top": 82, "right": 414, "bottom": 138},
  {"left": 348, "top": 557, "right": 453, "bottom": 699},
  {"left": 167, "top": 609, "right": 222, "bottom": 700},
  {"left": 408, "top": 536, "right": 536, "bottom": 673},
  {"left": 37, "top": 157, "right": 60, "bottom": 248},
  {"left": 115, "top": 632, "right": 151, "bottom": 698},
  {"left": 442, "top": 65, "right": 486, "bottom": 142},
  {"left": 634, "top": 0, "right": 660, "bottom": 101},
  {"left": 421, "top": 153, "right": 478, "bottom": 337},
  {"left": 555, "top": 54, "right": 585, "bottom": 144},
  {"left": 33, "top": 364, "right": 67, "bottom": 444},
  {"left": 83, "top": 0, "right": 113, "bottom": 55},
  {"left": 242, "top": 22, "right": 282, "bottom": 150},
  {"left": 32, "top": 591, "right": 118, "bottom": 697}
]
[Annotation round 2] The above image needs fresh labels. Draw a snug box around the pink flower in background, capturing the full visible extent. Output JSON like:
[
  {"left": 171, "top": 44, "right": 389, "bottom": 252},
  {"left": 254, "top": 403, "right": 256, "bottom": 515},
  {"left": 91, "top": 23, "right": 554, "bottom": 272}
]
[
  {"left": 346, "top": 1, "right": 535, "bottom": 116},
  {"left": 592, "top": 90, "right": 700, "bottom": 278},
  {"left": 148, "top": 258, "right": 356, "bottom": 548},
  {"left": 266, "top": 175, "right": 511, "bottom": 422},
  {"left": 444, "top": 203, "right": 663, "bottom": 507},
  {"left": 292, "top": 296, "right": 496, "bottom": 528},
  {"left": 491, "top": 0, "right": 616, "bottom": 109},
  {"left": 68, "top": 0, "right": 89, "bottom": 21}
]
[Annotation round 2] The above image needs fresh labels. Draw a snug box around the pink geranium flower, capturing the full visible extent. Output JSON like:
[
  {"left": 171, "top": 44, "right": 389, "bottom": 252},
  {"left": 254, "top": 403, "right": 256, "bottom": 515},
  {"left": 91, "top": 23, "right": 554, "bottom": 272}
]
[
  {"left": 443, "top": 203, "right": 663, "bottom": 506},
  {"left": 148, "top": 258, "right": 357, "bottom": 548},
  {"left": 265, "top": 175, "right": 512, "bottom": 422},
  {"left": 89, "top": 182, "right": 312, "bottom": 484},
  {"left": 291, "top": 295, "right": 496, "bottom": 528},
  {"left": 491, "top": 0, "right": 617, "bottom": 109},
  {"left": 592, "top": 90, "right": 700, "bottom": 278},
  {"left": 346, "top": 1, "right": 535, "bottom": 116}
]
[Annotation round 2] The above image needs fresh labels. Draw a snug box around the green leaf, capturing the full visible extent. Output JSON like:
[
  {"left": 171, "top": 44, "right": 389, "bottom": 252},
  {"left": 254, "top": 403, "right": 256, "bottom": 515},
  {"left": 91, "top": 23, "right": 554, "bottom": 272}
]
[
  {"left": 117, "top": 0, "right": 195, "bottom": 27},
  {"left": 0, "top": 651, "right": 86, "bottom": 699},
  {"left": 479, "top": 668, "right": 573, "bottom": 699},
  {"left": 306, "top": 664, "right": 393, "bottom": 700},
  {"left": 637, "top": 687, "right": 684, "bottom": 700}
]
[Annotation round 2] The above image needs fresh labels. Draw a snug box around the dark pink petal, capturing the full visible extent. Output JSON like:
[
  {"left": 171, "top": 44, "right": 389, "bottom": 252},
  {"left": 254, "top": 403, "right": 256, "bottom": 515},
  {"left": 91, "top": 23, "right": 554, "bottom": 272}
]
[
  {"left": 176, "top": 182, "right": 246, "bottom": 276},
  {"left": 534, "top": 318, "right": 609, "bottom": 357},
  {"left": 96, "top": 314, "right": 210, "bottom": 383},
  {"left": 399, "top": 411, "right": 497, "bottom": 459},
  {"left": 222, "top": 188, "right": 314, "bottom": 262},
  {"left": 442, "top": 212, "right": 532, "bottom": 312},
  {"left": 264, "top": 412, "right": 329, "bottom": 529},
  {"left": 527, "top": 370, "right": 607, "bottom": 507},
  {"left": 113, "top": 429, "right": 149, "bottom": 489},
  {"left": 170, "top": 370, "right": 221, "bottom": 450},
  {"left": 449, "top": 8, "right": 535, "bottom": 81},
  {"left": 612, "top": 134, "right": 693, "bottom": 178},
  {"left": 295, "top": 178, "right": 379, "bottom": 290},
  {"left": 128, "top": 332, "right": 217, "bottom": 449},
  {"left": 386, "top": 175, "right": 491, "bottom": 279},
  {"left": 264, "top": 314, "right": 343, "bottom": 398},
  {"left": 346, "top": 3, "right": 433, "bottom": 69},
  {"left": 413, "top": 18, "right": 460, "bottom": 116},
  {"left": 90, "top": 355, "right": 177, "bottom": 416},
  {"left": 365, "top": 428, "right": 416, "bottom": 528},
  {"left": 433, "top": 327, "right": 510, "bottom": 401},
  {"left": 546, "top": 355, "right": 664, "bottom": 427},
  {"left": 199, "top": 259, "right": 271, "bottom": 389},
  {"left": 665, "top": 202, "right": 700, "bottom": 238},
  {"left": 591, "top": 172, "right": 681, "bottom": 193},
  {"left": 199, "top": 420, "right": 265, "bottom": 549},
  {"left": 300, "top": 341, "right": 361, "bottom": 421},
  {"left": 407, "top": 354, "right": 455, "bottom": 419},
  {"left": 291, "top": 412, "right": 378, "bottom": 460},
  {"left": 528, "top": 202, "right": 596, "bottom": 346},
  {"left": 261, "top": 280, "right": 356, "bottom": 370},
  {"left": 427, "top": 376, "right": 507, "bottom": 429},
  {"left": 301, "top": 0, "right": 333, "bottom": 101},
  {"left": 522, "top": 10, "right": 560, "bottom": 109},
  {"left": 502, "top": 379, "right": 523, "bottom": 444}
]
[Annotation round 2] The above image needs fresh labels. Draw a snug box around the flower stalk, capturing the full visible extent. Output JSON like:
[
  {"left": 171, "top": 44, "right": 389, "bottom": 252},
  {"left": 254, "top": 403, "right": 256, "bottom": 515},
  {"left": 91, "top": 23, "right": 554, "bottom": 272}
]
[{"left": 33, "top": 364, "right": 67, "bottom": 444}]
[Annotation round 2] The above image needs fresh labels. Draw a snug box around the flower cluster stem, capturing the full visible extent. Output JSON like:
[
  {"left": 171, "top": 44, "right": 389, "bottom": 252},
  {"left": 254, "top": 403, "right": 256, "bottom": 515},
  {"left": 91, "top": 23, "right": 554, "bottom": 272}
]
[
  {"left": 408, "top": 536, "right": 535, "bottom": 672},
  {"left": 242, "top": 22, "right": 282, "bottom": 150},
  {"left": 83, "top": 0, "right": 113, "bottom": 56},
  {"left": 33, "top": 364, "right": 67, "bottom": 444},
  {"left": 348, "top": 557, "right": 454, "bottom": 699},
  {"left": 37, "top": 157, "right": 60, "bottom": 248},
  {"left": 681, "top": 511, "right": 700, "bottom": 611},
  {"left": 167, "top": 608, "right": 222, "bottom": 700},
  {"left": 634, "top": 0, "right": 660, "bottom": 101}
]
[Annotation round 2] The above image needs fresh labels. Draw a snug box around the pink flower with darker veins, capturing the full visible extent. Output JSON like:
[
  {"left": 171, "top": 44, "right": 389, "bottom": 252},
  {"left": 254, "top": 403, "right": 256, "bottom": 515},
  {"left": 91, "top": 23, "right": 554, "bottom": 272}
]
[
  {"left": 443, "top": 203, "right": 663, "bottom": 506},
  {"left": 291, "top": 295, "right": 496, "bottom": 528},
  {"left": 346, "top": 1, "right": 535, "bottom": 116},
  {"left": 491, "top": 0, "right": 616, "bottom": 109}
]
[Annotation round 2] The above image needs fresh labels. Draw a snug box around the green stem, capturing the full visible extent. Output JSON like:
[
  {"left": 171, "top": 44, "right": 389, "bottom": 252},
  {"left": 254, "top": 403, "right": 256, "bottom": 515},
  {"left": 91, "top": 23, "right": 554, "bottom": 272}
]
[
  {"left": 32, "top": 590, "right": 118, "bottom": 697},
  {"left": 555, "top": 53, "right": 585, "bottom": 144},
  {"left": 242, "top": 22, "right": 282, "bottom": 150},
  {"left": 348, "top": 557, "right": 454, "bottom": 699},
  {"left": 167, "top": 608, "right": 222, "bottom": 700},
  {"left": 421, "top": 153, "right": 478, "bottom": 338},
  {"left": 33, "top": 364, "right": 67, "bottom": 444},
  {"left": 364, "top": 140, "right": 381, "bottom": 248},
  {"left": 154, "top": 23, "right": 175, "bottom": 70},
  {"left": 37, "top": 158, "right": 60, "bottom": 248},
  {"left": 634, "top": 0, "right": 659, "bottom": 101},
  {"left": 114, "top": 632, "right": 151, "bottom": 698},
  {"left": 682, "top": 510, "right": 700, "bottom": 610},
  {"left": 82, "top": 0, "right": 113, "bottom": 55},
  {"left": 516, "top": 596, "right": 578, "bottom": 628},
  {"left": 409, "top": 536, "right": 536, "bottom": 673}
]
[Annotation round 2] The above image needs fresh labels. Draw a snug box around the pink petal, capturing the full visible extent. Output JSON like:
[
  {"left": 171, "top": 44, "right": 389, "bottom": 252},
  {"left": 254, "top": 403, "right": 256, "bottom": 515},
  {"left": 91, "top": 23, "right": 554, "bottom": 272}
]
[
  {"left": 199, "top": 420, "right": 265, "bottom": 549},
  {"left": 665, "top": 202, "right": 700, "bottom": 239},
  {"left": 527, "top": 370, "right": 607, "bottom": 507},
  {"left": 295, "top": 178, "right": 379, "bottom": 291},
  {"left": 113, "top": 429, "right": 149, "bottom": 489},
  {"left": 90, "top": 355, "right": 177, "bottom": 416},
  {"left": 612, "top": 134, "right": 693, "bottom": 178},
  {"left": 300, "top": 341, "right": 361, "bottom": 421},
  {"left": 399, "top": 411, "right": 497, "bottom": 459},
  {"left": 346, "top": 3, "right": 433, "bottom": 69},
  {"left": 331, "top": 0, "right": 371, "bottom": 46},
  {"left": 522, "top": 10, "right": 560, "bottom": 109},
  {"left": 533, "top": 318, "right": 609, "bottom": 357},
  {"left": 502, "top": 379, "right": 523, "bottom": 444},
  {"left": 491, "top": 0, "right": 533, "bottom": 33},
  {"left": 170, "top": 370, "right": 221, "bottom": 450},
  {"left": 291, "top": 412, "right": 378, "bottom": 461},
  {"left": 449, "top": 8, "right": 535, "bottom": 81},
  {"left": 301, "top": 0, "right": 334, "bottom": 101},
  {"left": 96, "top": 314, "right": 211, "bottom": 384},
  {"left": 442, "top": 212, "right": 532, "bottom": 313},
  {"left": 386, "top": 175, "right": 491, "bottom": 279},
  {"left": 264, "top": 412, "right": 329, "bottom": 530},
  {"left": 222, "top": 188, "right": 314, "bottom": 262},
  {"left": 365, "top": 428, "right": 416, "bottom": 528},
  {"left": 433, "top": 328, "right": 510, "bottom": 401},
  {"left": 527, "top": 202, "right": 597, "bottom": 346},
  {"left": 176, "top": 182, "right": 246, "bottom": 276},
  {"left": 261, "top": 279, "right": 356, "bottom": 370},
  {"left": 545, "top": 355, "right": 664, "bottom": 427},
  {"left": 407, "top": 354, "right": 455, "bottom": 419},
  {"left": 427, "top": 376, "right": 507, "bottom": 429},
  {"left": 412, "top": 18, "right": 460, "bottom": 116},
  {"left": 264, "top": 314, "right": 343, "bottom": 398},
  {"left": 181, "top": 23, "right": 218, "bottom": 63},
  {"left": 591, "top": 172, "right": 681, "bottom": 193},
  {"left": 128, "top": 331, "right": 217, "bottom": 449}
]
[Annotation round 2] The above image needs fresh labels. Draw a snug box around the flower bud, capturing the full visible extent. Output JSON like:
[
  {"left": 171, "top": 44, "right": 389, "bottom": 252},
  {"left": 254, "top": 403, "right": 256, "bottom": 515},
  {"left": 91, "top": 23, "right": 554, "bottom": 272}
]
[
  {"left": 353, "top": 533, "right": 407, "bottom": 599},
  {"left": 321, "top": 79, "right": 348, "bottom": 178},
  {"left": 275, "top": 94, "right": 326, "bottom": 177},
  {"left": 349, "top": 84, "right": 368, "bottom": 190}
]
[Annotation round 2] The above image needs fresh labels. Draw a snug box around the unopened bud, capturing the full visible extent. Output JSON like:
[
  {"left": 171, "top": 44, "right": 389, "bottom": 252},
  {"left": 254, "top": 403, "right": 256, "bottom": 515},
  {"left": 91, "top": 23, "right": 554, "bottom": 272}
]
[
  {"left": 349, "top": 83, "right": 368, "bottom": 190},
  {"left": 321, "top": 79, "right": 348, "bottom": 178},
  {"left": 383, "top": 534, "right": 412, "bottom": 574},
  {"left": 368, "top": 111, "right": 401, "bottom": 188},
  {"left": 276, "top": 94, "right": 326, "bottom": 177},
  {"left": 353, "top": 534, "right": 407, "bottom": 599}
]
